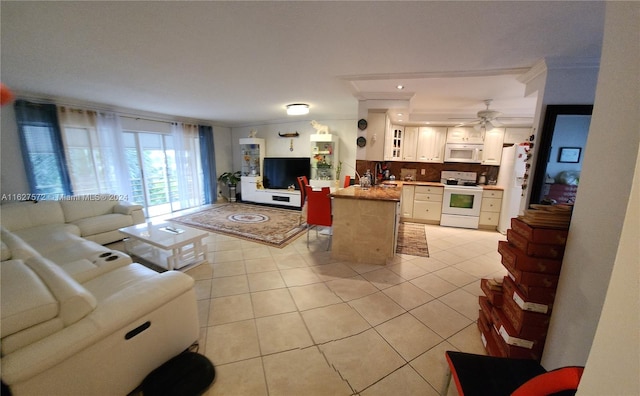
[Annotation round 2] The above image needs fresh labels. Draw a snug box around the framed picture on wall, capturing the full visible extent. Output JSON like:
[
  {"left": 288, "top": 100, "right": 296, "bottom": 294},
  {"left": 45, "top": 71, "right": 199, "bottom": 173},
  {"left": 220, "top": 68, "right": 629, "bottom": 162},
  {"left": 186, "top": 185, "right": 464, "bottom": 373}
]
[{"left": 558, "top": 147, "right": 581, "bottom": 163}]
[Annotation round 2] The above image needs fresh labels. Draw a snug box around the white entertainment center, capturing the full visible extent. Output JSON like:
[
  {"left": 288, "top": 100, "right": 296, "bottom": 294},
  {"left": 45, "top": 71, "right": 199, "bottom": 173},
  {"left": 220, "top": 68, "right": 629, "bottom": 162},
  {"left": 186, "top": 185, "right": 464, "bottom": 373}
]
[
  {"left": 238, "top": 137, "right": 302, "bottom": 208},
  {"left": 238, "top": 133, "right": 340, "bottom": 208}
]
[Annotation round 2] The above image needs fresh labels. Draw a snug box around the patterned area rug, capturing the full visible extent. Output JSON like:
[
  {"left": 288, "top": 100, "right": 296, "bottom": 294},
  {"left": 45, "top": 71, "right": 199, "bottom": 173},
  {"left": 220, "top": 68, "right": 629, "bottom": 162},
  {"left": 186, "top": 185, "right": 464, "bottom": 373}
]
[
  {"left": 396, "top": 222, "right": 430, "bottom": 257},
  {"left": 171, "top": 203, "right": 305, "bottom": 248}
]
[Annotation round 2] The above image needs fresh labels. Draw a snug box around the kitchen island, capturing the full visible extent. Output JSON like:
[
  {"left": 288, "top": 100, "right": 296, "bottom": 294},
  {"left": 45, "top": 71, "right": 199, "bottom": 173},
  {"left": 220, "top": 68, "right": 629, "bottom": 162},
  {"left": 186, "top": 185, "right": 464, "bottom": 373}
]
[{"left": 330, "top": 185, "right": 401, "bottom": 265}]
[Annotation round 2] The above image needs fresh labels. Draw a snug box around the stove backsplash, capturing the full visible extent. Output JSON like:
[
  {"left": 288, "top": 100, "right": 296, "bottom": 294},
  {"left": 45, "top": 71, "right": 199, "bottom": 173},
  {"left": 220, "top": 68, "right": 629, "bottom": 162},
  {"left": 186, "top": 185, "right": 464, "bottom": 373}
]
[{"left": 355, "top": 160, "right": 499, "bottom": 184}]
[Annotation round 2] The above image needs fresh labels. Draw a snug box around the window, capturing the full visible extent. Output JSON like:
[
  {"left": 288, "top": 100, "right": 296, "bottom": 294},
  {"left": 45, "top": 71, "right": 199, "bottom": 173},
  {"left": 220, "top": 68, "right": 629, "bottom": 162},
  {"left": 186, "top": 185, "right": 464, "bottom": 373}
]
[
  {"left": 14, "top": 100, "right": 72, "bottom": 197},
  {"left": 62, "top": 127, "right": 102, "bottom": 195}
]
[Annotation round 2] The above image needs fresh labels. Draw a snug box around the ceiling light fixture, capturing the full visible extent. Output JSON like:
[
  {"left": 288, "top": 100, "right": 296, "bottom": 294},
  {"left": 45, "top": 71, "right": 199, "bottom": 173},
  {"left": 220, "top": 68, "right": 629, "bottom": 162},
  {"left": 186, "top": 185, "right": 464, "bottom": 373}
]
[
  {"left": 396, "top": 85, "right": 404, "bottom": 90},
  {"left": 286, "top": 103, "right": 309, "bottom": 116}
]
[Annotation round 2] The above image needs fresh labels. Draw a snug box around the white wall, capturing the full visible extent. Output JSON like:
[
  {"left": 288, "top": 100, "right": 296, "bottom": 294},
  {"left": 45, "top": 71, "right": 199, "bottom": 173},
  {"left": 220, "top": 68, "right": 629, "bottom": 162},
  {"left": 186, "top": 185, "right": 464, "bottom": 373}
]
[
  {"left": 546, "top": 115, "right": 591, "bottom": 179},
  {"left": 575, "top": 8, "right": 640, "bottom": 393},
  {"left": 230, "top": 118, "right": 357, "bottom": 178},
  {"left": 542, "top": 5, "right": 640, "bottom": 392}
]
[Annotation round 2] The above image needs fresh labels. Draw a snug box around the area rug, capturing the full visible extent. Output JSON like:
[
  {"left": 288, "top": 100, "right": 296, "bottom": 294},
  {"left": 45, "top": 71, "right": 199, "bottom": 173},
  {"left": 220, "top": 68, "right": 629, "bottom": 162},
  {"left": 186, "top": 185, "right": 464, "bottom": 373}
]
[
  {"left": 170, "top": 203, "right": 305, "bottom": 248},
  {"left": 396, "top": 222, "right": 430, "bottom": 257}
]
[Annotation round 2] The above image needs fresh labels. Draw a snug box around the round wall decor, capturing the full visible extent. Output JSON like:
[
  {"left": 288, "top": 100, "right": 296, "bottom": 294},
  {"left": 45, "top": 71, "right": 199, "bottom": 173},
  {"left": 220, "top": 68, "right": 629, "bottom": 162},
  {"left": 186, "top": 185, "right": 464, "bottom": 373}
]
[
  {"left": 357, "top": 119, "right": 368, "bottom": 130},
  {"left": 357, "top": 136, "right": 367, "bottom": 147}
]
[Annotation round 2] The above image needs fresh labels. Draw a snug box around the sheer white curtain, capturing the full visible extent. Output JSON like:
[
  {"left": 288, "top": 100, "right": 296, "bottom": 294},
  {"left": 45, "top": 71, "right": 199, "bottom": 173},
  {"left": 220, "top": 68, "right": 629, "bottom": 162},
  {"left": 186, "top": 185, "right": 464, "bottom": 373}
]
[
  {"left": 57, "top": 106, "right": 97, "bottom": 195},
  {"left": 172, "top": 122, "right": 203, "bottom": 210},
  {"left": 95, "top": 112, "right": 133, "bottom": 200}
]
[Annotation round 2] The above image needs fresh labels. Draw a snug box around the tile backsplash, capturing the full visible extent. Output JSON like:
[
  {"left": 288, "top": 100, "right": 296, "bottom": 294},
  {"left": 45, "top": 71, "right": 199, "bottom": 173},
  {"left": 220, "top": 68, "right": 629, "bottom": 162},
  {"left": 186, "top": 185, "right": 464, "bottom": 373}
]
[{"left": 355, "top": 160, "right": 499, "bottom": 184}]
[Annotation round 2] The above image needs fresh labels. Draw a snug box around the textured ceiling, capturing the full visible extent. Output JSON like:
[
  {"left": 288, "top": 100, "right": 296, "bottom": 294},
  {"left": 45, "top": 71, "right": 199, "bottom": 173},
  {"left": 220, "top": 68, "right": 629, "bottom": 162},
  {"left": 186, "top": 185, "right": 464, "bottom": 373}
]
[{"left": 0, "top": 1, "right": 605, "bottom": 127}]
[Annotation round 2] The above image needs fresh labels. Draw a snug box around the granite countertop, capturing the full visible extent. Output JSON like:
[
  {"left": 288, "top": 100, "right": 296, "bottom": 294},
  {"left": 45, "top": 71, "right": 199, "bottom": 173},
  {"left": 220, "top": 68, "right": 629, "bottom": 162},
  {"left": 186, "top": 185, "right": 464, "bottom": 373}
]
[
  {"left": 381, "top": 180, "right": 503, "bottom": 190},
  {"left": 330, "top": 185, "right": 401, "bottom": 202}
]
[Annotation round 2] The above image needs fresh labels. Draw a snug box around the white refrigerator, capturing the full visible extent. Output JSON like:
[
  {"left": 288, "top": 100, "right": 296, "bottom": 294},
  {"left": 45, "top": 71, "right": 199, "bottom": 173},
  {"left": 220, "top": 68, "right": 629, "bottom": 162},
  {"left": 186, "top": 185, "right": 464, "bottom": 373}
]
[{"left": 496, "top": 144, "right": 529, "bottom": 234}]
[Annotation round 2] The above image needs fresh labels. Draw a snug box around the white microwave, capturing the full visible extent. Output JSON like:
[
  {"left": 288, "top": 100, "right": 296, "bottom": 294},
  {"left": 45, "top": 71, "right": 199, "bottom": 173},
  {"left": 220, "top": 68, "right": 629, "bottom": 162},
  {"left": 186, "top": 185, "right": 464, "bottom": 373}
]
[{"left": 444, "top": 143, "right": 483, "bottom": 163}]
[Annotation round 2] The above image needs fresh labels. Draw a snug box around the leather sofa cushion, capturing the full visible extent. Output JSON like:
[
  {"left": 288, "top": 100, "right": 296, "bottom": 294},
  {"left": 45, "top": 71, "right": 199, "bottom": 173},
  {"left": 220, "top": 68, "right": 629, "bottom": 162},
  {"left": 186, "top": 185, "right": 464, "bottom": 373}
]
[
  {"left": 0, "top": 201, "right": 65, "bottom": 231},
  {"left": 0, "top": 228, "right": 40, "bottom": 261},
  {"left": 1, "top": 239, "right": 12, "bottom": 261},
  {"left": 25, "top": 256, "right": 96, "bottom": 326},
  {"left": 70, "top": 213, "right": 134, "bottom": 237},
  {"left": 1, "top": 317, "right": 63, "bottom": 355},
  {"left": 1, "top": 260, "right": 58, "bottom": 337},
  {"left": 59, "top": 195, "right": 118, "bottom": 222}
]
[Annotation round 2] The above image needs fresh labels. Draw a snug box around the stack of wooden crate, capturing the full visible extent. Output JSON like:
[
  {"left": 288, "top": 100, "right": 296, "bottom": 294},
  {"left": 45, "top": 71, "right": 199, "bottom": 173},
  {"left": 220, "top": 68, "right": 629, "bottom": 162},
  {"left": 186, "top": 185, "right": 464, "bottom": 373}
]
[{"left": 478, "top": 206, "right": 572, "bottom": 361}]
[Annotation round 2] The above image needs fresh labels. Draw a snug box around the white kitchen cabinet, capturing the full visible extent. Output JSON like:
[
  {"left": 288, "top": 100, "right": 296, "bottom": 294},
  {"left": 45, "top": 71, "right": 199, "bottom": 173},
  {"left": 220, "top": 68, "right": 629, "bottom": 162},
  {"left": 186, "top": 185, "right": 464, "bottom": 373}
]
[
  {"left": 481, "top": 128, "right": 505, "bottom": 165},
  {"left": 446, "top": 127, "right": 484, "bottom": 144},
  {"left": 479, "top": 189, "right": 503, "bottom": 229},
  {"left": 384, "top": 122, "right": 404, "bottom": 161},
  {"left": 401, "top": 126, "right": 419, "bottom": 161},
  {"left": 400, "top": 185, "right": 415, "bottom": 218},
  {"left": 504, "top": 127, "right": 532, "bottom": 145},
  {"left": 411, "top": 185, "right": 443, "bottom": 223},
  {"left": 416, "top": 126, "right": 447, "bottom": 163}
]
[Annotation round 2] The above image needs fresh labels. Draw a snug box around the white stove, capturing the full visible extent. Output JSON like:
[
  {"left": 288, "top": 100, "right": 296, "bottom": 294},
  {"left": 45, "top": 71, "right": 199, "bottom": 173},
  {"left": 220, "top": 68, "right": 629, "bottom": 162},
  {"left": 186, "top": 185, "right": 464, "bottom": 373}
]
[{"left": 440, "top": 171, "right": 483, "bottom": 229}]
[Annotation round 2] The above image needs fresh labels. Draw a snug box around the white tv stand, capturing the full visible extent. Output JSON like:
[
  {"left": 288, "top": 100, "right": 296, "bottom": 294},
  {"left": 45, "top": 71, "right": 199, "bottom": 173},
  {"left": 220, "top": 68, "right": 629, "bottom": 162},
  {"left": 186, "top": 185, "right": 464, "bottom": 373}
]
[{"left": 241, "top": 177, "right": 301, "bottom": 208}]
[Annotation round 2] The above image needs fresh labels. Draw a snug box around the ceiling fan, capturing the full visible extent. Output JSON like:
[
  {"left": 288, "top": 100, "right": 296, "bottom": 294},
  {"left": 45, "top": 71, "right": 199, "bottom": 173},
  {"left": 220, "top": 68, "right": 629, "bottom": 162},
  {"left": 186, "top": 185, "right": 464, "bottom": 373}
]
[{"left": 452, "top": 99, "right": 530, "bottom": 130}]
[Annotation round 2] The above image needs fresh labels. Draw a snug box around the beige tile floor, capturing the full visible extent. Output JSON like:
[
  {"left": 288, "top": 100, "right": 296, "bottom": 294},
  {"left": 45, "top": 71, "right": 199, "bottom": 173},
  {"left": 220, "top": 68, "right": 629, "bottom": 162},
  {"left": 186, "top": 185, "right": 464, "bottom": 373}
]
[{"left": 118, "top": 221, "right": 508, "bottom": 395}]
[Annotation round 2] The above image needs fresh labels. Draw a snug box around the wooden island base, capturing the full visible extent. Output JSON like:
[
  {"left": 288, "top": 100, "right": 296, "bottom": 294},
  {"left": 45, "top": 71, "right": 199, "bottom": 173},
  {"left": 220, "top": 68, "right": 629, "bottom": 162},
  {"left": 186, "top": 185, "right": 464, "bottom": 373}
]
[{"left": 330, "top": 186, "right": 401, "bottom": 265}]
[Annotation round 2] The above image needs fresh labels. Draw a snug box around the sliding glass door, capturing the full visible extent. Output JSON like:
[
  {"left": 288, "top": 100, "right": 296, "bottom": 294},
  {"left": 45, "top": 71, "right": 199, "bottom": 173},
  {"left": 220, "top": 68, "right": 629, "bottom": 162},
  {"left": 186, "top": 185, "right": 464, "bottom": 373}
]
[{"left": 124, "top": 131, "right": 179, "bottom": 217}]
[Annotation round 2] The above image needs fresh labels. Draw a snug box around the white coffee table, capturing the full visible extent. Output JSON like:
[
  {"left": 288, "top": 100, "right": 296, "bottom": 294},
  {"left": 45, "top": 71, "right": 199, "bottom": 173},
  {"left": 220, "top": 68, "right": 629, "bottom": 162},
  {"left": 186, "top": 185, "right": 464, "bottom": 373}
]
[{"left": 119, "top": 222, "right": 208, "bottom": 271}]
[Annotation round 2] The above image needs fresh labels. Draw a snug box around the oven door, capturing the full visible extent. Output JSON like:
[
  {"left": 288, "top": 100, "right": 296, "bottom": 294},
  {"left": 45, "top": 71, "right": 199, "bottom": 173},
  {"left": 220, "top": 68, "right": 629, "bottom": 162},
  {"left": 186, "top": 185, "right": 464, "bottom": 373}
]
[{"left": 442, "top": 187, "right": 483, "bottom": 217}]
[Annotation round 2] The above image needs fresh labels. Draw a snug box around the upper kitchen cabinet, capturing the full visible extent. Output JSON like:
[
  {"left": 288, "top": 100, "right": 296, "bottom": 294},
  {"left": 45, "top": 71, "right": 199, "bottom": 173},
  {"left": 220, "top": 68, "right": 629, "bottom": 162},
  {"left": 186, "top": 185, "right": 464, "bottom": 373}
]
[
  {"left": 481, "top": 128, "right": 505, "bottom": 165},
  {"left": 504, "top": 127, "right": 532, "bottom": 145},
  {"left": 401, "top": 126, "right": 419, "bottom": 161},
  {"left": 416, "top": 126, "right": 447, "bottom": 163},
  {"left": 446, "top": 127, "right": 484, "bottom": 144},
  {"left": 384, "top": 122, "right": 404, "bottom": 161}
]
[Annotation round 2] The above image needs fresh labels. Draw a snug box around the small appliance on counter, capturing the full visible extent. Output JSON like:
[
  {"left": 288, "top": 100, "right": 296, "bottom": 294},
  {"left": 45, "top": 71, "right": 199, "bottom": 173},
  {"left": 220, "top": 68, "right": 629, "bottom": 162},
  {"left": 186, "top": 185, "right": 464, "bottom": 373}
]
[{"left": 400, "top": 168, "right": 417, "bottom": 181}]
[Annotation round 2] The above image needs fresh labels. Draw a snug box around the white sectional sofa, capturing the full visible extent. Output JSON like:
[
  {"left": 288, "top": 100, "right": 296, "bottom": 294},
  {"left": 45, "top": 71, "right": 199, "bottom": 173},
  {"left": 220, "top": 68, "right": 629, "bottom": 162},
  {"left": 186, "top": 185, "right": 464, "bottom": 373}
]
[
  {"left": 0, "top": 198, "right": 201, "bottom": 395},
  {"left": 0, "top": 195, "right": 145, "bottom": 245}
]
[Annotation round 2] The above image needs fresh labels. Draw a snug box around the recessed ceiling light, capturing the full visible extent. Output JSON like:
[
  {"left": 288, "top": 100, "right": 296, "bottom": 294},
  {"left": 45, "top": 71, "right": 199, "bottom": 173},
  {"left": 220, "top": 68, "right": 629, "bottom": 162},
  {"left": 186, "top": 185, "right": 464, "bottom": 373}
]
[
  {"left": 286, "top": 103, "right": 309, "bottom": 115},
  {"left": 397, "top": 113, "right": 403, "bottom": 116},
  {"left": 396, "top": 85, "right": 404, "bottom": 90}
]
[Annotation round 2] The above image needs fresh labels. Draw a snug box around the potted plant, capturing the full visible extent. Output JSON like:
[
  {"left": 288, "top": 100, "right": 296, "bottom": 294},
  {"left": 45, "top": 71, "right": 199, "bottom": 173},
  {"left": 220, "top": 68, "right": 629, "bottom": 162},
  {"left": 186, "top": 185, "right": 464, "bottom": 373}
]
[{"left": 217, "top": 171, "right": 241, "bottom": 202}]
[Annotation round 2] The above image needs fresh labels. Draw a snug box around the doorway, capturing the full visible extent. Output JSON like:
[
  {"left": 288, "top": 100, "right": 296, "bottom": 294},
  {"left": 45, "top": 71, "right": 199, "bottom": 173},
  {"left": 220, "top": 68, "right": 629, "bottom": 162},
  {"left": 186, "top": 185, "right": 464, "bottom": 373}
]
[
  {"left": 530, "top": 105, "right": 593, "bottom": 205},
  {"left": 123, "top": 131, "right": 178, "bottom": 217}
]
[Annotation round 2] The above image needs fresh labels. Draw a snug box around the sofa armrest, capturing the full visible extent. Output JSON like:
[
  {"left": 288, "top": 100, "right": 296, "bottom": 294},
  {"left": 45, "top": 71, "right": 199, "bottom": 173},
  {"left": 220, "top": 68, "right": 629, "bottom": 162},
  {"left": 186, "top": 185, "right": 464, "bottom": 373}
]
[
  {"left": 1, "top": 266, "right": 196, "bottom": 385},
  {"left": 113, "top": 202, "right": 144, "bottom": 216},
  {"left": 25, "top": 256, "right": 97, "bottom": 326}
]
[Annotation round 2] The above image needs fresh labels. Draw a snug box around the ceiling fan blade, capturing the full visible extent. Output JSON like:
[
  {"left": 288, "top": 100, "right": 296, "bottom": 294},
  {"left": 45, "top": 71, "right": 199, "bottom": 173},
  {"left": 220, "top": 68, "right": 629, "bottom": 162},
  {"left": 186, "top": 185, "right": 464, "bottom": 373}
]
[
  {"left": 488, "top": 119, "right": 503, "bottom": 128},
  {"left": 455, "top": 120, "right": 481, "bottom": 127}
]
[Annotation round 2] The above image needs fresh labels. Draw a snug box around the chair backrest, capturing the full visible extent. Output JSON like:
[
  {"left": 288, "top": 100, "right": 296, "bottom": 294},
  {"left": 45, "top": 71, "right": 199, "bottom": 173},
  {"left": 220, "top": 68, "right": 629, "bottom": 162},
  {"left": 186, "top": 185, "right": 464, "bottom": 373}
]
[
  {"left": 343, "top": 175, "right": 351, "bottom": 188},
  {"left": 297, "top": 176, "right": 309, "bottom": 207},
  {"left": 305, "top": 186, "right": 332, "bottom": 227}
]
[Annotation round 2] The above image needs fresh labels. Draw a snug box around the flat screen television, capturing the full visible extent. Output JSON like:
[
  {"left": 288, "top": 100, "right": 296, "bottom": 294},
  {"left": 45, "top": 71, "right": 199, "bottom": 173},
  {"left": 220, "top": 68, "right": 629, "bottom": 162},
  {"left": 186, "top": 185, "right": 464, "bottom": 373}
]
[{"left": 262, "top": 157, "right": 310, "bottom": 190}]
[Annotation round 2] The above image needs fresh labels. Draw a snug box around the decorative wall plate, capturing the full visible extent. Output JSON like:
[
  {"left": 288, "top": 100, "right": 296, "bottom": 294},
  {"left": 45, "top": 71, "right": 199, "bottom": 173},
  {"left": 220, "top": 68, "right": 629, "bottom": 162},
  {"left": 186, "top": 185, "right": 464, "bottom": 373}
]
[
  {"left": 357, "top": 136, "right": 367, "bottom": 147},
  {"left": 357, "top": 119, "right": 368, "bottom": 130}
]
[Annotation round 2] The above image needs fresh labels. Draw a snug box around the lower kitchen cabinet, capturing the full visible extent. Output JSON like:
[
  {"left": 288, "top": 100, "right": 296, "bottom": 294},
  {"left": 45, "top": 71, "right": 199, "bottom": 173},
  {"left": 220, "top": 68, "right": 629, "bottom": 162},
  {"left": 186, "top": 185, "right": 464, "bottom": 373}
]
[
  {"left": 479, "top": 189, "right": 503, "bottom": 229},
  {"left": 407, "top": 185, "right": 443, "bottom": 224},
  {"left": 400, "top": 185, "right": 415, "bottom": 218}
]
